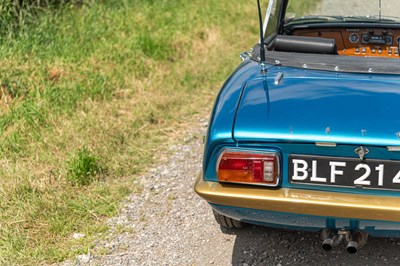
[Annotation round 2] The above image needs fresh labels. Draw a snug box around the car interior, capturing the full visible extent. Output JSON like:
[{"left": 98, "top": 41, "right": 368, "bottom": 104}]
[
  {"left": 262, "top": 0, "right": 400, "bottom": 57},
  {"left": 269, "top": 26, "right": 400, "bottom": 57}
]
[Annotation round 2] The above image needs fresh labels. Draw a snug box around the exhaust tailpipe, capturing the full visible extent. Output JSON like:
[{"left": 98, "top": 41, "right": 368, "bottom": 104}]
[
  {"left": 321, "top": 229, "right": 368, "bottom": 253},
  {"left": 346, "top": 231, "right": 368, "bottom": 254},
  {"left": 347, "top": 240, "right": 358, "bottom": 254},
  {"left": 321, "top": 229, "right": 337, "bottom": 251}
]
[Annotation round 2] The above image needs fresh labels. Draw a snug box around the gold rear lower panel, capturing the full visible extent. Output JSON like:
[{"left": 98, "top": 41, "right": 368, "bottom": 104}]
[{"left": 194, "top": 173, "right": 400, "bottom": 222}]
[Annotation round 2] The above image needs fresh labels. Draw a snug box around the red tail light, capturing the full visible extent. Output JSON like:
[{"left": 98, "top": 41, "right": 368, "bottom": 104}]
[{"left": 217, "top": 150, "right": 280, "bottom": 187}]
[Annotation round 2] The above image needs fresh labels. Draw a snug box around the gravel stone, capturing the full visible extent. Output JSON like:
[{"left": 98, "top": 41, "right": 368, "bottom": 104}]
[
  {"left": 72, "top": 233, "right": 86, "bottom": 240},
  {"left": 76, "top": 254, "right": 90, "bottom": 264}
]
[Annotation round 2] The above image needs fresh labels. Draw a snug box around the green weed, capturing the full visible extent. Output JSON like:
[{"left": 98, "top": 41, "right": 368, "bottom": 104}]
[{"left": 66, "top": 147, "right": 104, "bottom": 186}]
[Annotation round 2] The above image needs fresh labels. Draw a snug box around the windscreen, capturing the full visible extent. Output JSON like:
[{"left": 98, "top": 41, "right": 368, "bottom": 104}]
[
  {"left": 264, "top": 0, "right": 283, "bottom": 40},
  {"left": 286, "top": 0, "right": 400, "bottom": 23}
]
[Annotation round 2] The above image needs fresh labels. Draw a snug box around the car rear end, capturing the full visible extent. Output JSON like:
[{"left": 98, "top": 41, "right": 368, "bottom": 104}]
[{"left": 195, "top": 64, "right": 400, "bottom": 252}]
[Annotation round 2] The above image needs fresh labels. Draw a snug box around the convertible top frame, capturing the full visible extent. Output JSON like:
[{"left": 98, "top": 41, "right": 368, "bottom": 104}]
[{"left": 252, "top": 44, "right": 400, "bottom": 74}]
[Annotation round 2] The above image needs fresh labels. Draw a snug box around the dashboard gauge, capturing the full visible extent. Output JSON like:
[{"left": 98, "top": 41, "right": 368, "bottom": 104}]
[{"left": 349, "top": 33, "right": 359, "bottom": 43}]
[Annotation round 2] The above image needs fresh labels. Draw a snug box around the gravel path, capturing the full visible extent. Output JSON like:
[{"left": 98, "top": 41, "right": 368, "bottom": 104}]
[
  {"left": 63, "top": 1, "right": 400, "bottom": 265},
  {"left": 66, "top": 118, "right": 238, "bottom": 265},
  {"left": 65, "top": 118, "right": 400, "bottom": 266},
  {"left": 315, "top": 0, "right": 398, "bottom": 17}
]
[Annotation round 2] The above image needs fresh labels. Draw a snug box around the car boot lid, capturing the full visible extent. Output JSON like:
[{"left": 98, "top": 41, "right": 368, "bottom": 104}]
[{"left": 233, "top": 67, "right": 400, "bottom": 146}]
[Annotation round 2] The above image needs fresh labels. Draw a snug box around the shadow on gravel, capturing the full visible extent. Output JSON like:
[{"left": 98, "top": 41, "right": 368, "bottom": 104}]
[{"left": 224, "top": 225, "right": 400, "bottom": 265}]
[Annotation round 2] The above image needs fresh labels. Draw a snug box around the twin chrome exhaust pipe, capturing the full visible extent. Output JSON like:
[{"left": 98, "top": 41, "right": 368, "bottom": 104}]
[
  {"left": 321, "top": 229, "right": 368, "bottom": 253},
  {"left": 321, "top": 229, "right": 337, "bottom": 251}
]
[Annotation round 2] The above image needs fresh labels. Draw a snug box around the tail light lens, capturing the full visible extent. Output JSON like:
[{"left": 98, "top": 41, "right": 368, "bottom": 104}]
[{"left": 217, "top": 150, "right": 280, "bottom": 187}]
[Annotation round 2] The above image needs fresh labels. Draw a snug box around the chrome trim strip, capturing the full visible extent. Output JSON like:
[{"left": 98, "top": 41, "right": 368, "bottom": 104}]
[
  {"left": 388, "top": 146, "right": 400, "bottom": 152},
  {"left": 315, "top": 142, "right": 337, "bottom": 147}
]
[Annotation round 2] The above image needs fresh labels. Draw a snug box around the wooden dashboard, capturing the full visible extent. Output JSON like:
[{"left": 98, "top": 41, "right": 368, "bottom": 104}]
[{"left": 292, "top": 28, "right": 400, "bottom": 57}]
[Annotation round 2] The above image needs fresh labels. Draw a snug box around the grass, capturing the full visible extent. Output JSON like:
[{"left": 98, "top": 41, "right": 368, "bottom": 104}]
[
  {"left": 66, "top": 147, "right": 104, "bottom": 186},
  {"left": 0, "top": 0, "right": 318, "bottom": 264}
]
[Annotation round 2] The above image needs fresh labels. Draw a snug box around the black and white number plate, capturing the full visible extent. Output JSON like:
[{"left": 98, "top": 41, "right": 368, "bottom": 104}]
[{"left": 288, "top": 155, "right": 400, "bottom": 191}]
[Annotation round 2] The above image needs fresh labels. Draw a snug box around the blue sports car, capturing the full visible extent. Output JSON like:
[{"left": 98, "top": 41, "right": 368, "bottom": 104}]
[{"left": 195, "top": 0, "right": 400, "bottom": 253}]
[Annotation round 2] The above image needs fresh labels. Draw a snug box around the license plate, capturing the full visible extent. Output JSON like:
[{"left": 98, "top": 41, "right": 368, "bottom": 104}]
[{"left": 288, "top": 155, "right": 400, "bottom": 191}]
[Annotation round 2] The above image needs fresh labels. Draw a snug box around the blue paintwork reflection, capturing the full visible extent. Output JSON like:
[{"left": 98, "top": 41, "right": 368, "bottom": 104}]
[
  {"left": 203, "top": 60, "right": 261, "bottom": 172},
  {"left": 234, "top": 67, "right": 400, "bottom": 146},
  {"left": 211, "top": 203, "right": 400, "bottom": 237}
]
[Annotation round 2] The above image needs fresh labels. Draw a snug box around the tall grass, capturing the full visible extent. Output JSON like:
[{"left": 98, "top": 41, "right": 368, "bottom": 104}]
[
  {"left": 0, "top": 0, "right": 318, "bottom": 263},
  {"left": 0, "top": 0, "right": 85, "bottom": 37}
]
